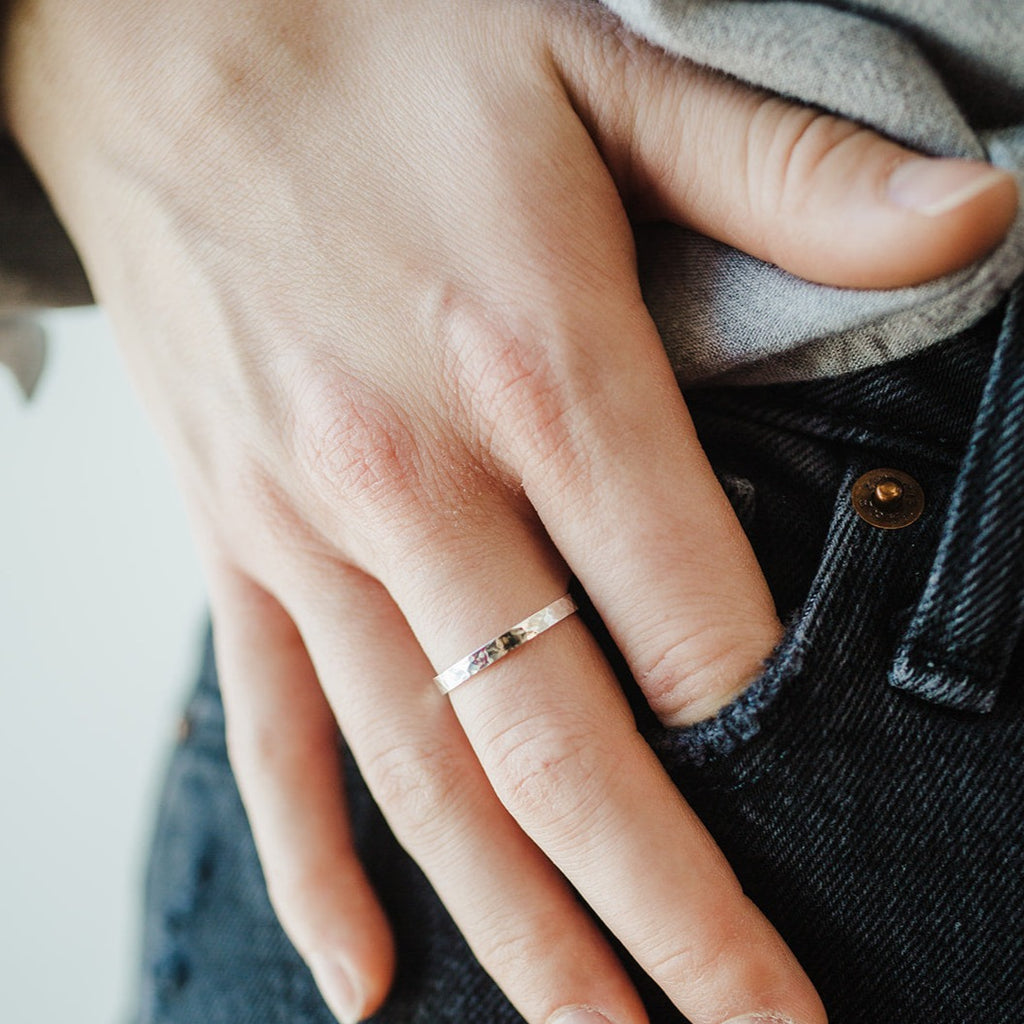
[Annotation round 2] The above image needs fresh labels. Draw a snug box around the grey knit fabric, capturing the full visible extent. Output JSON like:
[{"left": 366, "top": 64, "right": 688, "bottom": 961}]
[
  {"left": 0, "top": 135, "right": 90, "bottom": 396},
  {"left": 1, "top": 0, "right": 1022, "bottom": 392},
  {"left": 605, "top": 0, "right": 1024, "bottom": 383}
]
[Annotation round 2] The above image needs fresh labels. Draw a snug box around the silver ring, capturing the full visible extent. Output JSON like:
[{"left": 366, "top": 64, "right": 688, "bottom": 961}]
[{"left": 433, "top": 594, "right": 579, "bottom": 695}]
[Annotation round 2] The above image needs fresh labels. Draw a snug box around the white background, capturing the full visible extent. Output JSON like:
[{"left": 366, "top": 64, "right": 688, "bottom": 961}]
[{"left": 0, "top": 307, "right": 207, "bottom": 1024}]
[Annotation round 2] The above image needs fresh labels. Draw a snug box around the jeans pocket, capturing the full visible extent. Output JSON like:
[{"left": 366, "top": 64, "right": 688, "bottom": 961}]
[{"left": 644, "top": 460, "right": 940, "bottom": 791}]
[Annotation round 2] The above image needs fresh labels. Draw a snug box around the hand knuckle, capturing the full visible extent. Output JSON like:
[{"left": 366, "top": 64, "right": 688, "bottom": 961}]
[
  {"left": 487, "top": 338, "right": 607, "bottom": 503},
  {"left": 362, "top": 740, "right": 465, "bottom": 844},
  {"left": 473, "top": 904, "right": 568, "bottom": 977},
  {"left": 481, "top": 714, "right": 607, "bottom": 839},
  {"left": 436, "top": 295, "right": 620, "bottom": 510},
  {"left": 225, "top": 710, "right": 305, "bottom": 785},
  {"left": 291, "top": 365, "right": 422, "bottom": 515},
  {"left": 483, "top": 340, "right": 575, "bottom": 453},
  {"left": 647, "top": 925, "right": 737, "bottom": 992},
  {"left": 639, "top": 630, "right": 736, "bottom": 722},
  {"left": 749, "top": 99, "right": 868, "bottom": 215},
  {"left": 445, "top": 302, "right": 591, "bottom": 451}
]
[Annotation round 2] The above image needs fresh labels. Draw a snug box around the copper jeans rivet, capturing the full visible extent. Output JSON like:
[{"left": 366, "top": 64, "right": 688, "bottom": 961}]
[{"left": 851, "top": 468, "right": 925, "bottom": 529}]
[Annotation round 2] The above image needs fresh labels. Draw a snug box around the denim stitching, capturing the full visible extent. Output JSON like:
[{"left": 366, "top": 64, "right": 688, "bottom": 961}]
[{"left": 892, "top": 282, "right": 1024, "bottom": 713}]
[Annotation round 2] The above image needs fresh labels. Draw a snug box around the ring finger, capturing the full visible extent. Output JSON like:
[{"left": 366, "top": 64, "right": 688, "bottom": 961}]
[{"left": 281, "top": 554, "right": 651, "bottom": 1024}]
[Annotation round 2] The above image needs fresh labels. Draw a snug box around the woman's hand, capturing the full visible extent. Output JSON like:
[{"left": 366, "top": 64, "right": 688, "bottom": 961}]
[{"left": 4, "top": 2, "right": 1015, "bottom": 1023}]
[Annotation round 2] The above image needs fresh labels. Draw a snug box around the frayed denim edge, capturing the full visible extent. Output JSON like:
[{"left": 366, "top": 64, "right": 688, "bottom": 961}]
[{"left": 646, "top": 623, "right": 808, "bottom": 769}]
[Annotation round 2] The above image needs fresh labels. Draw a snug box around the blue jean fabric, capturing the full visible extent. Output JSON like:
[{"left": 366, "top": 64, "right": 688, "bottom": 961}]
[{"left": 134, "top": 291, "right": 1024, "bottom": 1024}]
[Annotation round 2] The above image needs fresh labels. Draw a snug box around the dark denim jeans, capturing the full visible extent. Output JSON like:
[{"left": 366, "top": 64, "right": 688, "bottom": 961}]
[{"left": 134, "top": 293, "right": 1024, "bottom": 1024}]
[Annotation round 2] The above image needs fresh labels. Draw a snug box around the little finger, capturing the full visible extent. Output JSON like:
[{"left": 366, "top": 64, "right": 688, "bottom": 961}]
[{"left": 206, "top": 559, "right": 394, "bottom": 1024}]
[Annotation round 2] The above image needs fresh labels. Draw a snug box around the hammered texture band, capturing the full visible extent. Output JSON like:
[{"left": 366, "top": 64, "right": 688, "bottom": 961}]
[{"left": 433, "top": 594, "right": 579, "bottom": 695}]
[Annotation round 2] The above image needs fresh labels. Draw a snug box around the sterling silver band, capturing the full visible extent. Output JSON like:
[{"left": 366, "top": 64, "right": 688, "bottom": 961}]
[{"left": 434, "top": 594, "right": 579, "bottom": 696}]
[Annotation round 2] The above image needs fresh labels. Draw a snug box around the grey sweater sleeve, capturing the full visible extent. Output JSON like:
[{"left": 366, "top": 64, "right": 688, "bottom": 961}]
[
  {"left": 0, "top": 135, "right": 90, "bottom": 396},
  {"left": 0, "top": 135, "right": 90, "bottom": 312}
]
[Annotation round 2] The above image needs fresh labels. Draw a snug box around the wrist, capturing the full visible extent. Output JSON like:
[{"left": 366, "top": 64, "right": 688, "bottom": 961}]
[{"left": 1, "top": 0, "right": 270, "bottom": 230}]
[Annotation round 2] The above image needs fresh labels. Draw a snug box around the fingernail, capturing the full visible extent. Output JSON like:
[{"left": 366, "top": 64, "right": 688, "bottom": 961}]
[
  {"left": 308, "top": 953, "right": 364, "bottom": 1024},
  {"left": 721, "top": 1015, "right": 798, "bottom": 1024},
  {"left": 548, "top": 1007, "right": 620, "bottom": 1024},
  {"left": 887, "top": 157, "right": 1009, "bottom": 216}
]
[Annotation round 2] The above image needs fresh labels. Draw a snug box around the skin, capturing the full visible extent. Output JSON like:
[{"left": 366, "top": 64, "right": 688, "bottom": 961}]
[{"left": 2, "top": 1, "right": 1016, "bottom": 1023}]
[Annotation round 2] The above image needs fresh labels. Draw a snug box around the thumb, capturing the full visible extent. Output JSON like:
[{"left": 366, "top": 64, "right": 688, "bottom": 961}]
[{"left": 553, "top": 16, "right": 1018, "bottom": 290}]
